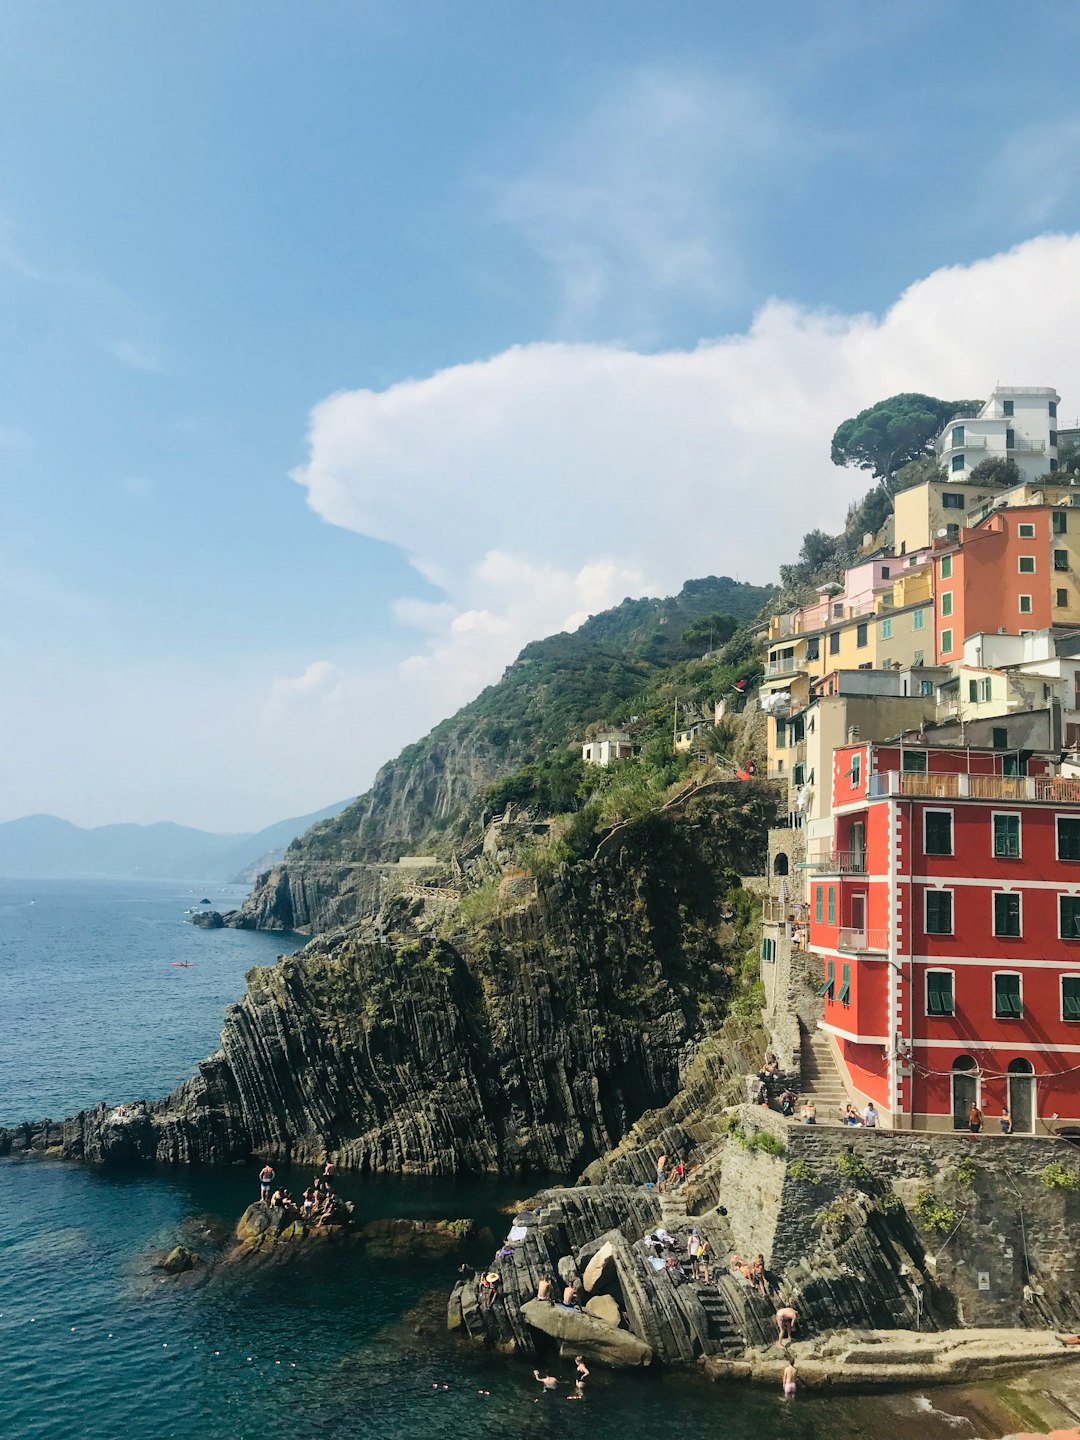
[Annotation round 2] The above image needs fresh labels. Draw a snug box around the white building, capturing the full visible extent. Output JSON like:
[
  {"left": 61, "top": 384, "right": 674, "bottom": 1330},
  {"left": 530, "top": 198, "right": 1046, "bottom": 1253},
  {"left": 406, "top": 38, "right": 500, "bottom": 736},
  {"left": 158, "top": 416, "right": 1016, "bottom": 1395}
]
[
  {"left": 935, "top": 386, "right": 1060, "bottom": 486},
  {"left": 582, "top": 731, "right": 635, "bottom": 766}
]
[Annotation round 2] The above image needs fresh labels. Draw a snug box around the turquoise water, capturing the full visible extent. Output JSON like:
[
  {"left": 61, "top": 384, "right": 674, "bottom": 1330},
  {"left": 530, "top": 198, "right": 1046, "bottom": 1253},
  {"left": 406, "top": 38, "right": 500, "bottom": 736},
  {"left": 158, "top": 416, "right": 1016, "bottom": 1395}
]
[{"left": 0, "top": 880, "right": 1017, "bottom": 1439}]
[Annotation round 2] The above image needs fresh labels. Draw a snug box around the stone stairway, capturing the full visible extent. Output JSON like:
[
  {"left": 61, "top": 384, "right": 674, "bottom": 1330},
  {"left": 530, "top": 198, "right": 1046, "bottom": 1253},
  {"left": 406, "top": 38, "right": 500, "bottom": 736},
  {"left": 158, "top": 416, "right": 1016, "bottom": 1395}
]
[
  {"left": 798, "top": 1019, "right": 848, "bottom": 1117},
  {"left": 659, "top": 1189, "right": 688, "bottom": 1229},
  {"left": 695, "top": 1285, "right": 744, "bottom": 1352}
]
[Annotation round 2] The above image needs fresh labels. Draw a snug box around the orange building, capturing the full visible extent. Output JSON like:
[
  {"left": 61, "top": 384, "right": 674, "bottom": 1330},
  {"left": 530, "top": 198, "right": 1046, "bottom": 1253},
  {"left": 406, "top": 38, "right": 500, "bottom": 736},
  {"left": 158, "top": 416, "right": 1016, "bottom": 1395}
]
[{"left": 932, "top": 505, "right": 1080, "bottom": 664}]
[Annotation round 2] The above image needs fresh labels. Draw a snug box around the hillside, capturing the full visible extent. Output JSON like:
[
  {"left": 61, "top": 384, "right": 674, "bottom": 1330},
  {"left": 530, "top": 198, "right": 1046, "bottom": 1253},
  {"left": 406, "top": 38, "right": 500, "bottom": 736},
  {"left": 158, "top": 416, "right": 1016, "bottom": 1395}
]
[{"left": 280, "top": 574, "right": 774, "bottom": 873}]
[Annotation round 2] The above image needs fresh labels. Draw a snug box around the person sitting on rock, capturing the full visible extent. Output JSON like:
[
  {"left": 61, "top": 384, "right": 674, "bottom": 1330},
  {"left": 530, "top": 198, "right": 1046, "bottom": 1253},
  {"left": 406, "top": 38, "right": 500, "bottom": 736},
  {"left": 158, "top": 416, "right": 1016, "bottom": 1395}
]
[
  {"left": 749, "top": 1253, "right": 768, "bottom": 1296},
  {"left": 480, "top": 1271, "right": 501, "bottom": 1309},
  {"left": 270, "top": 1188, "right": 285, "bottom": 1208},
  {"left": 259, "top": 1163, "right": 275, "bottom": 1202},
  {"left": 562, "top": 1281, "right": 580, "bottom": 1308},
  {"left": 669, "top": 1160, "right": 686, "bottom": 1189},
  {"left": 536, "top": 1276, "right": 554, "bottom": 1303},
  {"left": 802, "top": 1100, "right": 817, "bottom": 1126},
  {"left": 775, "top": 1305, "right": 798, "bottom": 1342},
  {"left": 779, "top": 1089, "right": 797, "bottom": 1117}
]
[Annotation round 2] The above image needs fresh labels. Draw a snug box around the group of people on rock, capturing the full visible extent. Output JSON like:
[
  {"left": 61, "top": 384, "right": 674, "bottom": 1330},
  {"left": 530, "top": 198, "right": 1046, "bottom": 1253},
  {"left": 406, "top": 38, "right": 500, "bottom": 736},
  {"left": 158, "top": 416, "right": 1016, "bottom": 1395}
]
[
  {"left": 729, "top": 1250, "right": 769, "bottom": 1297},
  {"left": 654, "top": 1152, "right": 700, "bottom": 1191},
  {"left": 257, "top": 1159, "right": 344, "bottom": 1226}
]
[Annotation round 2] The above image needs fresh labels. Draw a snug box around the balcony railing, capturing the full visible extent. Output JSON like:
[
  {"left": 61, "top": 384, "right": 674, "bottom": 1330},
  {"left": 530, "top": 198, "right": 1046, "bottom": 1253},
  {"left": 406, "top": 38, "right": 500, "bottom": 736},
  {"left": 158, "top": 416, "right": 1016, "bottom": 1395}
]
[
  {"left": 838, "top": 928, "right": 888, "bottom": 954},
  {"left": 804, "top": 850, "right": 868, "bottom": 874},
  {"left": 867, "top": 771, "right": 1080, "bottom": 802},
  {"left": 765, "top": 658, "right": 804, "bottom": 678},
  {"left": 763, "top": 898, "right": 810, "bottom": 925}
]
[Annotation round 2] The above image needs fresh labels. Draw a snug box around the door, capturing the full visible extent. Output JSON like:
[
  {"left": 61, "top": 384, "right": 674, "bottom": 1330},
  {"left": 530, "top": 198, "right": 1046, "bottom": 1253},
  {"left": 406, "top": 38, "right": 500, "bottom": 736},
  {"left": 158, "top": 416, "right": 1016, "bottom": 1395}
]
[
  {"left": 1008, "top": 1059, "right": 1035, "bottom": 1134},
  {"left": 849, "top": 821, "right": 866, "bottom": 871},
  {"left": 951, "top": 1057, "right": 978, "bottom": 1129},
  {"left": 849, "top": 892, "right": 866, "bottom": 943}
]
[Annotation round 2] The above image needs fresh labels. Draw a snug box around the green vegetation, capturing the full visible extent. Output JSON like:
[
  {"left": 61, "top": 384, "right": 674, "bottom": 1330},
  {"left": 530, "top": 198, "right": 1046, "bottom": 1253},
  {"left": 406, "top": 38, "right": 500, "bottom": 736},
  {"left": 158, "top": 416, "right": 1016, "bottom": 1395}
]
[
  {"left": 830, "top": 393, "right": 981, "bottom": 488},
  {"left": 968, "top": 456, "right": 1021, "bottom": 487},
  {"left": 720, "top": 1114, "right": 786, "bottom": 1157},
  {"left": 913, "top": 1189, "right": 960, "bottom": 1233},
  {"left": 836, "top": 1151, "right": 873, "bottom": 1184},
  {"left": 877, "top": 1189, "right": 903, "bottom": 1215},
  {"left": 1039, "top": 1161, "right": 1079, "bottom": 1190},
  {"left": 788, "top": 1158, "right": 821, "bottom": 1185},
  {"left": 954, "top": 1158, "right": 977, "bottom": 1187}
]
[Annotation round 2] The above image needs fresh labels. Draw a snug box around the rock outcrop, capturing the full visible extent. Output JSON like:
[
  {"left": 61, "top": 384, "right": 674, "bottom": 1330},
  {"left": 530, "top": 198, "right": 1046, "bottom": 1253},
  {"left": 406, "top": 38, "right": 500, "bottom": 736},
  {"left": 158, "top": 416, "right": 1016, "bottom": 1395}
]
[{"left": 0, "top": 788, "right": 776, "bottom": 1176}]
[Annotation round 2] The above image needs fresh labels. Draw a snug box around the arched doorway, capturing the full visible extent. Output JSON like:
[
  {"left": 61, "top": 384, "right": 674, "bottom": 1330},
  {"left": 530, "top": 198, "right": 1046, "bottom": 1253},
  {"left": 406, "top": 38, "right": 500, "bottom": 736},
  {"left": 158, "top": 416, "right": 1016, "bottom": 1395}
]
[
  {"left": 1008, "top": 1058, "right": 1035, "bottom": 1135},
  {"left": 773, "top": 853, "right": 789, "bottom": 877},
  {"left": 951, "top": 1056, "right": 978, "bottom": 1130}
]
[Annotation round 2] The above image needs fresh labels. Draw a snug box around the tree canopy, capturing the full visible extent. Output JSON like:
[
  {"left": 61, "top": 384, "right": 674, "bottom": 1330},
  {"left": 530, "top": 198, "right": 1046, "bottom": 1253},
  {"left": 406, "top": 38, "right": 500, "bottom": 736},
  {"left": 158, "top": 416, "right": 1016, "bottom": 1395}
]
[
  {"left": 968, "top": 456, "right": 1021, "bottom": 487},
  {"left": 831, "top": 393, "right": 981, "bottom": 487}
]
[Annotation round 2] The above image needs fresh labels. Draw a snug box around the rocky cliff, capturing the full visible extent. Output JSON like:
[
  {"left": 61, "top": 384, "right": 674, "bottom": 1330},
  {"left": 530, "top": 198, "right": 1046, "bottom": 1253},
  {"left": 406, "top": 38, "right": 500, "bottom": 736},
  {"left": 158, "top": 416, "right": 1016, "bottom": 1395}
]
[{"left": 1, "top": 784, "right": 777, "bottom": 1175}]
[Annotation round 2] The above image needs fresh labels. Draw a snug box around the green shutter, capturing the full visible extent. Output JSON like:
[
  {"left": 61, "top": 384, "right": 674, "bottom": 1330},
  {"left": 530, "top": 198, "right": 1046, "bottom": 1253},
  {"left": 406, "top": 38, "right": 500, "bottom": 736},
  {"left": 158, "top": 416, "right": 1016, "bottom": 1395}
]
[
  {"left": 816, "top": 958, "right": 835, "bottom": 999},
  {"left": 927, "top": 971, "right": 954, "bottom": 1015},
  {"left": 1064, "top": 978, "right": 1080, "bottom": 1019},
  {"left": 827, "top": 886, "right": 836, "bottom": 925},
  {"left": 994, "top": 974, "right": 1022, "bottom": 1017},
  {"left": 836, "top": 962, "right": 851, "bottom": 1006},
  {"left": 815, "top": 886, "right": 823, "bottom": 923}
]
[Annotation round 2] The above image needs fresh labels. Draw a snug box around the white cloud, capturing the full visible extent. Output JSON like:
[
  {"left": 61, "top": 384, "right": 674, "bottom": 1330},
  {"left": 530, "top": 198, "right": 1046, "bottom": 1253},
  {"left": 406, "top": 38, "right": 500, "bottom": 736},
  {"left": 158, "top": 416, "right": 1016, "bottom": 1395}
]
[{"left": 289, "top": 233, "right": 1080, "bottom": 764}]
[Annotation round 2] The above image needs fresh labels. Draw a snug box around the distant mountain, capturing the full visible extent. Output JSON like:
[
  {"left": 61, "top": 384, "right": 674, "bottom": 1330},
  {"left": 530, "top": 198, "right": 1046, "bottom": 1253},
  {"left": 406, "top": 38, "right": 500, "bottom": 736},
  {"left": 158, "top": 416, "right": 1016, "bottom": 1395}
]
[{"left": 0, "top": 800, "right": 353, "bottom": 881}]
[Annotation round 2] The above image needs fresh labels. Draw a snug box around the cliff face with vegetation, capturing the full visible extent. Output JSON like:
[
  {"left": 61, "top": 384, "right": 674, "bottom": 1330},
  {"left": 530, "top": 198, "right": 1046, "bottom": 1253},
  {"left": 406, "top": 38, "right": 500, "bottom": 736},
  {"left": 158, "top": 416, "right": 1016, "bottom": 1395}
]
[
  {"left": 235, "top": 576, "right": 774, "bottom": 932},
  {"left": 2, "top": 785, "right": 777, "bottom": 1174}
]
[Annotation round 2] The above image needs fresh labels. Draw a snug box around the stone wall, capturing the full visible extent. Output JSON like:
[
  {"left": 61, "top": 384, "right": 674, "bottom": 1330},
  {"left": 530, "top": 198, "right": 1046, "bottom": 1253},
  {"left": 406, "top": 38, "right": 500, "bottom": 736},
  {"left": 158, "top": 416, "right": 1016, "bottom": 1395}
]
[{"left": 721, "top": 1106, "right": 1080, "bottom": 1329}]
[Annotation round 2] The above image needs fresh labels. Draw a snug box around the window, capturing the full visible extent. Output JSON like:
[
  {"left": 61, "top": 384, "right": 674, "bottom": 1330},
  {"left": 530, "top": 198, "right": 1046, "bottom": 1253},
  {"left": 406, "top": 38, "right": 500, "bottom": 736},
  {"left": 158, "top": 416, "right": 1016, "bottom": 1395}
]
[
  {"left": 1061, "top": 895, "right": 1080, "bottom": 938},
  {"left": 994, "top": 892, "right": 1022, "bottom": 938},
  {"left": 952, "top": 425, "right": 965, "bottom": 447},
  {"left": 1062, "top": 976, "right": 1080, "bottom": 1020},
  {"left": 980, "top": 677, "right": 992, "bottom": 702},
  {"left": 940, "top": 554, "right": 953, "bottom": 579},
  {"left": 806, "top": 637, "right": 820, "bottom": 661},
  {"left": 1019, "top": 522, "right": 1035, "bottom": 538},
  {"left": 968, "top": 679, "right": 977, "bottom": 703},
  {"left": 1019, "top": 594, "right": 1033, "bottom": 614},
  {"left": 924, "top": 810, "right": 954, "bottom": 856},
  {"left": 775, "top": 720, "right": 786, "bottom": 749},
  {"left": 1058, "top": 816, "right": 1080, "bottom": 860},
  {"left": 1050, "top": 400, "right": 1058, "bottom": 419},
  {"left": 837, "top": 962, "right": 851, "bottom": 1007},
  {"left": 815, "top": 886, "right": 823, "bottom": 923},
  {"left": 993, "top": 814, "right": 1021, "bottom": 858},
  {"left": 881, "top": 566, "right": 890, "bottom": 579},
  {"left": 941, "top": 592, "right": 953, "bottom": 617},
  {"left": 994, "top": 973, "right": 1023, "bottom": 1019},
  {"left": 829, "top": 631, "right": 840, "bottom": 655},
  {"left": 1004, "top": 399, "right": 1014, "bottom": 416},
  {"left": 1003, "top": 754, "right": 1024, "bottom": 776},
  {"left": 927, "top": 970, "right": 955, "bottom": 1017},
  {"left": 1051, "top": 431, "right": 1059, "bottom": 447},
  {"left": 827, "top": 886, "right": 836, "bottom": 925},
  {"left": 941, "top": 628, "right": 954, "bottom": 653},
  {"left": 816, "top": 957, "right": 834, "bottom": 1000},
  {"left": 926, "top": 890, "right": 953, "bottom": 935},
  {"left": 1052, "top": 458, "right": 1060, "bottom": 472},
  {"left": 881, "top": 617, "right": 892, "bottom": 639},
  {"left": 913, "top": 608, "right": 925, "bottom": 631},
  {"left": 833, "top": 602, "right": 843, "bottom": 619},
  {"left": 1054, "top": 511, "right": 1068, "bottom": 535},
  {"left": 1057, "top": 589, "right": 1069, "bottom": 607},
  {"left": 951, "top": 454, "right": 965, "bottom": 472},
  {"left": 919, "top": 679, "right": 933, "bottom": 695},
  {"left": 1055, "top": 550, "right": 1069, "bottom": 572},
  {"left": 992, "top": 726, "right": 1009, "bottom": 749},
  {"left": 850, "top": 753, "right": 861, "bottom": 788},
  {"left": 1018, "top": 556, "right": 1036, "bottom": 574},
  {"left": 942, "top": 491, "right": 965, "bottom": 510},
  {"left": 1006, "top": 428, "right": 1015, "bottom": 449},
  {"left": 856, "top": 622, "right": 868, "bottom": 648},
  {"left": 761, "top": 938, "right": 777, "bottom": 963},
  {"left": 793, "top": 763, "right": 806, "bottom": 786},
  {"left": 903, "top": 750, "right": 928, "bottom": 773}
]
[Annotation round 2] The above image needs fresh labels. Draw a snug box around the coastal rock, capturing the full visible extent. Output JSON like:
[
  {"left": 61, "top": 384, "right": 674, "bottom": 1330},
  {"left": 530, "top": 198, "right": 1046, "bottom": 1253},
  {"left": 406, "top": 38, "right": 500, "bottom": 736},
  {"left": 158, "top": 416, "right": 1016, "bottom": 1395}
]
[
  {"left": 156, "top": 1245, "right": 201, "bottom": 1275},
  {"left": 191, "top": 910, "right": 225, "bottom": 929},
  {"left": 520, "top": 1300, "right": 653, "bottom": 1368},
  {"left": 2, "top": 789, "right": 776, "bottom": 1176},
  {"left": 584, "top": 1294, "right": 622, "bottom": 1328},
  {"left": 582, "top": 1241, "right": 615, "bottom": 1294},
  {"left": 359, "top": 1218, "right": 480, "bottom": 1258}
]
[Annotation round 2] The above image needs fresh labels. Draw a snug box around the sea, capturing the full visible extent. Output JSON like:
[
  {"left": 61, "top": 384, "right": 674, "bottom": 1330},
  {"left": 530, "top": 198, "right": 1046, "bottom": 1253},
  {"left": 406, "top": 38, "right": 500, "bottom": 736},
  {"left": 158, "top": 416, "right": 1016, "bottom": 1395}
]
[{"left": 0, "top": 877, "right": 1033, "bottom": 1439}]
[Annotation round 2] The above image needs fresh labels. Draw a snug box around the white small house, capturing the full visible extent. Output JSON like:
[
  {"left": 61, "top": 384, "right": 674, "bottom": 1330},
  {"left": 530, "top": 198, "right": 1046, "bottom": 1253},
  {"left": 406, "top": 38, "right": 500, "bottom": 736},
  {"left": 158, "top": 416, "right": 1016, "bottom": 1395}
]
[
  {"left": 935, "top": 386, "right": 1061, "bottom": 486},
  {"left": 582, "top": 731, "right": 635, "bottom": 766}
]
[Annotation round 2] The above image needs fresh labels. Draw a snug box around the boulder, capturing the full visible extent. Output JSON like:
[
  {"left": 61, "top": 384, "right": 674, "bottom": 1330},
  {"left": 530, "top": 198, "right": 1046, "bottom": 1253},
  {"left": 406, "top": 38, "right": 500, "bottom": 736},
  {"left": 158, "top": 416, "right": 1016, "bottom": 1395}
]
[
  {"left": 157, "top": 1245, "right": 200, "bottom": 1275},
  {"left": 191, "top": 910, "right": 225, "bottom": 929},
  {"left": 584, "top": 1294, "right": 622, "bottom": 1329},
  {"left": 360, "top": 1217, "right": 477, "bottom": 1258},
  {"left": 557, "top": 1255, "right": 580, "bottom": 1286},
  {"left": 521, "top": 1300, "right": 652, "bottom": 1368},
  {"left": 582, "top": 1240, "right": 615, "bottom": 1294}
]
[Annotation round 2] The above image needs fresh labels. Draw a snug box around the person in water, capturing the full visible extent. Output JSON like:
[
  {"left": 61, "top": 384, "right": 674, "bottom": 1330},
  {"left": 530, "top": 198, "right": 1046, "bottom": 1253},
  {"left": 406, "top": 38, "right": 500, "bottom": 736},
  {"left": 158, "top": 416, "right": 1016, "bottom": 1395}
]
[
  {"left": 574, "top": 1356, "right": 589, "bottom": 1390},
  {"left": 783, "top": 1362, "right": 797, "bottom": 1398},
  {"left": 533, "top": 1371, "right": 558, "bottom": 1389},
  {"left": 259, "top": 1163, "right": 275, "bottom": 1202}
]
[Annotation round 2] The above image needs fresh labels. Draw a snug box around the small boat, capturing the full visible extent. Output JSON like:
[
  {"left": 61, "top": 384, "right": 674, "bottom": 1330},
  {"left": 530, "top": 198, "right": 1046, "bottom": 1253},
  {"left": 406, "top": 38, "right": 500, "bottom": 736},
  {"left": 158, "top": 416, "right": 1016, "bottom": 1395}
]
[{"left": 171, "top": 961, "right": 195, "bottom": 968}]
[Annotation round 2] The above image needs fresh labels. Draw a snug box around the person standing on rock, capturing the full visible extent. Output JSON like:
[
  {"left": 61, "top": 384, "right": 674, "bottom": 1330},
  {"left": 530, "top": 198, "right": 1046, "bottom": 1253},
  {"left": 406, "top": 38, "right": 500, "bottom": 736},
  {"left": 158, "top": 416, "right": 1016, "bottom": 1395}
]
[
  {"left": 864, "top": 1101, "right": 879, "bottom": 1128},
  {"left": 775, "top": 1305, "right": 798, "bottom": 1343},
  {"left": 696, "top": 1235, "right": 712, "bottom": 1284},
  {"left": 782, "top": 1362, "right": 797, "bottom": 1398},
  {"left": 656, "top": 1154, "right": 667, "bottom": 1191},
  {"left": 968, "top": 1103, "right": 983, "bottom": 1134},
  {"left": 1000, "top": 1108, "right": 1013, "bottom": 1135},
  {"left": 259, "top": 1163, "right": 275, "bottom": 1202}
]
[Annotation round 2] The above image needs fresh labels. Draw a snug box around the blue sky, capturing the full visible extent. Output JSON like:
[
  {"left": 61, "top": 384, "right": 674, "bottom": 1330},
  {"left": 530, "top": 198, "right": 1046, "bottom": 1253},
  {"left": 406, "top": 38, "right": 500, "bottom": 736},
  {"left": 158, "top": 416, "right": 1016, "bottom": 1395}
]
[{"left": 5, "top": 0, "right": 1080, "bottom": 829}]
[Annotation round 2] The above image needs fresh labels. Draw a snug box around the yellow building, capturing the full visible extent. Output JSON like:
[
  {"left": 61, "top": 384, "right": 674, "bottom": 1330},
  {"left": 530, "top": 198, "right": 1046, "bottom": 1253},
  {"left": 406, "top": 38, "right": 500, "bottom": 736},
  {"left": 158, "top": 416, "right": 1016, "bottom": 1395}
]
[{"left": 892, "top": 478, "right": 998, "bottom": 554}]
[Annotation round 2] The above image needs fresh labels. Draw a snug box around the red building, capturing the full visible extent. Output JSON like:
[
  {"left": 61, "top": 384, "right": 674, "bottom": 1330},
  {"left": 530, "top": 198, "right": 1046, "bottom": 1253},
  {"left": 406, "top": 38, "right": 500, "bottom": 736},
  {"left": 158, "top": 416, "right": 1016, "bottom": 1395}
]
[{"left": 807, "top": 739, "right": 1080, "bottom": 1132}]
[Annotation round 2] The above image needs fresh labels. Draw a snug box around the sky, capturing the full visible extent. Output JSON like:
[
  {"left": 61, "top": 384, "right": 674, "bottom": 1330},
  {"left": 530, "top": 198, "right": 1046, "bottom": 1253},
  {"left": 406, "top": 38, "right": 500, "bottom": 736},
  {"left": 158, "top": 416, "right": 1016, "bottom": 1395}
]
[{"left": 5, "top": 1, "right": 1080, "bottom": 830}]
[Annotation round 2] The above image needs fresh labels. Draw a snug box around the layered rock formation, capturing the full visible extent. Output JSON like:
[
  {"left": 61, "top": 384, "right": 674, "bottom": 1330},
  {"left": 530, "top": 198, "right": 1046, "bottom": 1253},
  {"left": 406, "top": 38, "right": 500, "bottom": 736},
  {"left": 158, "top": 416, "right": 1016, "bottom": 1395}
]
[{"left": 1, "top": 786, "right": 776, "bottom": 1175}]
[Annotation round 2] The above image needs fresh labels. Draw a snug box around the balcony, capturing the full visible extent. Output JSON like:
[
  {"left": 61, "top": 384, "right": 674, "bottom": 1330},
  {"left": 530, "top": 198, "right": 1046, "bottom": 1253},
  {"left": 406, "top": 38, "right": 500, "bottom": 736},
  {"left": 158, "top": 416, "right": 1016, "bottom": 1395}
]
[
  {"left": 838, "top": 928, "right": 888, "bottom": 954},
  {"left": 763, "top": 898, "right": 810, "bottom": 925},
  {"left": 765, "top": 657, "right": 805, "bottom": 678},
  {"left": 804, "top": 850, "right": 868, "bottom": 875},
  {"left": 867, "top": 771, "right": 1080, "bottom": 802}
]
